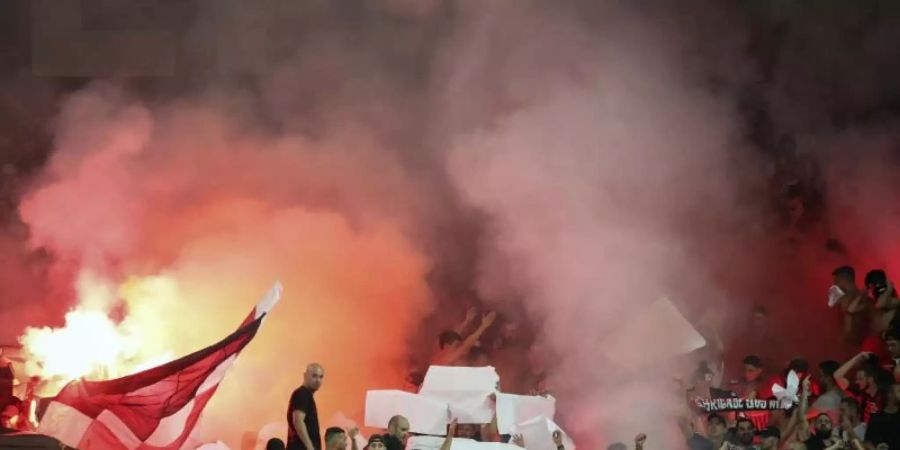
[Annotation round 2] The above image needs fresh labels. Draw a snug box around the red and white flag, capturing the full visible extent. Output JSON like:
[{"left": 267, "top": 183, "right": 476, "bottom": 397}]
[{"left": 37, "top": 282, "right": 283, "bottom": 450}]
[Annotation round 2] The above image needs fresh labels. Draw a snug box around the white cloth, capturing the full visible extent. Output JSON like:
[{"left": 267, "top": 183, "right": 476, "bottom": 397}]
[
  {"left": 365, "top": 390, "right": 450, "bottom": 435},
  {"left": 419, "top": 366, "right": 499, "bottom": 424},
  {"left": 827, "top": 285, "right": 844, "bottom": 308},
  {"left": 495, "top": 393, "right": 556, "bottom": 435}
]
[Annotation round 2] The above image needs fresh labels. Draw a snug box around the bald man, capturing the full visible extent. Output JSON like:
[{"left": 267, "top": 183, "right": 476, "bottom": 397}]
[
  {"left": 383, "top": 415, "right": 410, "bottom": 450},
  {"left": 287, "top": 363, "right": 325, "bottom": 450}
]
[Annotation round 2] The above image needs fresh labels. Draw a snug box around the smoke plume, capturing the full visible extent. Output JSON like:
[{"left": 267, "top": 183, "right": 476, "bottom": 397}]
[
  {"left": 440, "top": 1, "right": 757, "bottom": 444},
  {"left": 18, "top": 82, "right": 434, "bottom": 446}
]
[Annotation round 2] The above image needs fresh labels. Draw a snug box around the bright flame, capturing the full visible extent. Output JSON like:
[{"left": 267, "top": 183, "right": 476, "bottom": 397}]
[
  {"left": 21, "top": 308, "right": 137, "bottom": 380},
  {"left": 19, "top": 270, "right": 176, "bottom": 390}
]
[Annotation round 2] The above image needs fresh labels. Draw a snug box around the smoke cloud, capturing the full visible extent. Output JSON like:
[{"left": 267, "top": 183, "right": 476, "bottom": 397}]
[
  {"left": 439, "top": 2, "right": 757, "bottom": 444},
  {"left": 18, "top": 83, "right": 434, "bottom": 445}
]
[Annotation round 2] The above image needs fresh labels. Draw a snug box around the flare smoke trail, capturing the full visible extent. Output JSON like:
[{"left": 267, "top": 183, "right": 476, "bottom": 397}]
[
  {"left": 441, "top": 2, "right": 758, "bottom": 444},
  {"left": 18, "top": 82, "right": 435, "bottom": 446}
]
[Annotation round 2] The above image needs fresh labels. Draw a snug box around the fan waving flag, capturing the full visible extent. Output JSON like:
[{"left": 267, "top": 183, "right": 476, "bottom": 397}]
[{"left": 38, "top": 282, "right": 283, "bottom": 450}]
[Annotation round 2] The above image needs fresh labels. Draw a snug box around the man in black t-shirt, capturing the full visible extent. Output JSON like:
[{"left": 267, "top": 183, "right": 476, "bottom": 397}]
[
  {"left": 865, "top": 383, "right": 900, "bottom": 449},
  {"left": 287, "top": 363, "right": 325, "bottom": 450}
]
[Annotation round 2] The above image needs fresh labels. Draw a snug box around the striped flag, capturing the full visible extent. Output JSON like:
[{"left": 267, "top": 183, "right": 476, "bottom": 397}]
[{"left": 37, "top": 282, "right": 283, "bottom": 450}]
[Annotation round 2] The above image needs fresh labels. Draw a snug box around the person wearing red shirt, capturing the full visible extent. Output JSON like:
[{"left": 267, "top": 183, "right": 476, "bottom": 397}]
[{"left": 834, "top": 352, "right": 884, "bottom": 422}]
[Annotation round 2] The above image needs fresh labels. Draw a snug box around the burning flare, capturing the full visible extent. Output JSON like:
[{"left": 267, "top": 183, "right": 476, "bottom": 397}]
[
  {"left": 19, "top": 271, "right": 174, "bottom": 391},
  {"left": 21, "top": 308, "right": 138, "bottom": 380}
]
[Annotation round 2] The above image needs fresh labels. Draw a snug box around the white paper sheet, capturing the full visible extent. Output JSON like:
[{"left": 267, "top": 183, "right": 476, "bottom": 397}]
[
  {"left": 547, "top": 418, "right": 575, "bottom": 450},
  {"left": 406, "top": 437, "right": 523, "bottom": 450},
  {"left": 365, "top": 390, "right": 450, "bottom": 436},
  {"left": 421, "top": 366, "right": 500, "bottom": 392},
  {"left": 406, "top": 435, "right": 446, "bottom": 450},
  {"left": 419, "top": 366, "right": 499, "bottom": 424},
  {"left": 827, "top": 285, "right": 844, "bottom": 307},
  {"left": 495, "top": 393, "right": 556, "bottom": 435},
  {"left": 515, "top": 416, "right": 575, "bottom": 450},
  {"left": 452, "top": 441, "right": 524, "bottom": 450},
  {"left": 517, "top": 416, "right": 553, "bottom": 450},
  {"left": 596, "top": 297, "right": 706, "bottom": 370}
]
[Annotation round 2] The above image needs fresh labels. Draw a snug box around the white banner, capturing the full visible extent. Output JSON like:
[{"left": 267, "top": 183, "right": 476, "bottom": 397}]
[
  {"left": 406, "top": 436, "right": 523, "bottom": 450},
  {"left": 495, "top": 393, "right": 555, "bottom": 435},
  {"left": 365, "top": 390, "right": 450, "bottom": 436},
  {"left": 419, "top": 366, "right": 499, "bottom": 424},
  {"left": 596, "top": 297, "right": 706, "bottom": 370},
  {"left": 515, "top": 416, "right": 575, "bottom": 450}
]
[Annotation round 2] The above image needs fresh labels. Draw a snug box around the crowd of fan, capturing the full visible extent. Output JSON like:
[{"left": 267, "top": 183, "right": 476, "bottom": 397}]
[
  {"left": 677, "top": 266, "right": 900, "bottom": 450},
  {"left": 275, "top": 306, "right": 557, "bottom": 450},
  {"left": 273, "top": 265, "right": 899, "bottom": 450},
  {"left": 2, "top": 264, "right": 898, "bottom": 450}
]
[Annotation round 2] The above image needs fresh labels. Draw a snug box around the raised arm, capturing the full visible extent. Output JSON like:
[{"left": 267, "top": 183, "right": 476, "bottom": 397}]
[
  {"left": 441, "top": 420, "right": 458, "bottom": 450},
  {"left": 454, "top": 307, "right": 479, "bottom": 335},
  {"left": 444, "top": 312, "right": 497, "bottom": 364},
  {"left": 796, "top": 375, "right": 812, "bottom": 441},
  {"left": 834, "top": 352, "right": 870, "bottom": 391},
  {"left": 873, "top": 282, "right": 900, "bottom": 319},
  {"left": 552, "top": 430, "right": 566, "bottom": 450},
  {"left": 841, "top": 416, "right": 864, "bottom": 450},
  {"left": 635, "top": 433, "right": 647, "bottom": 450},
  {"left": 480, "top": 394, "right": 500, "bottom": 442},
  {"left": 675, "top": 378, "right": 698, "bottom": 440},
  {"left": 349, "top": 427, "right": 359, "bottom": 450},
  {"left": 704, "top": 325, "right": 726, "bottom": 389}
]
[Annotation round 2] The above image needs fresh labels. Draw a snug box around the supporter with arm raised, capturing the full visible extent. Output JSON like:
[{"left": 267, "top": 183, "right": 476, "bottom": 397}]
[
  {"left": 793, "top": 375, "right": 838, "bottom": 450},
  {"left": 454, "top": 307, "right": 479, "bottom": 336},
  {"left": 835, "top": 354, "right": 884, "bottom": 422},
  {"left": 433, "top": 312, "right": 498, "bottom": 366},
  {"left": 832, "top": 266, "right": 870, "bottom": 346},
  {"left": 796, "top": 375, "right": 814, "bottom": 440},
  {"left": 348, "top": 428, "right": 359, "bottom": 450},
  {"left": 552, "top": 430, "right": 566, "bottom": 450},
  {"left": 865, "top": 271, "right": 899, "bottom": 334},
  {"left": 634, "top": 433, "right": 646, "bottom": 450}
]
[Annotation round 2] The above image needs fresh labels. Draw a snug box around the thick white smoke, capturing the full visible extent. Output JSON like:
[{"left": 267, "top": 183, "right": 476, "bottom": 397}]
[{"left": 440, "top": 1, "right": 752, "bottom": 445}]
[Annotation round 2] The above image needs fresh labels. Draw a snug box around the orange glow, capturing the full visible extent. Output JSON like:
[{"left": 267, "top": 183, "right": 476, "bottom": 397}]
[
  {"left": 22, "top": 308, "right": 134, "bottom": 380},
  {"left": 16, "top": 93, "right": 434, "bottom": 447},
  {"left": 20, "top": 271, "right": 177, "bottom": 392}
]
